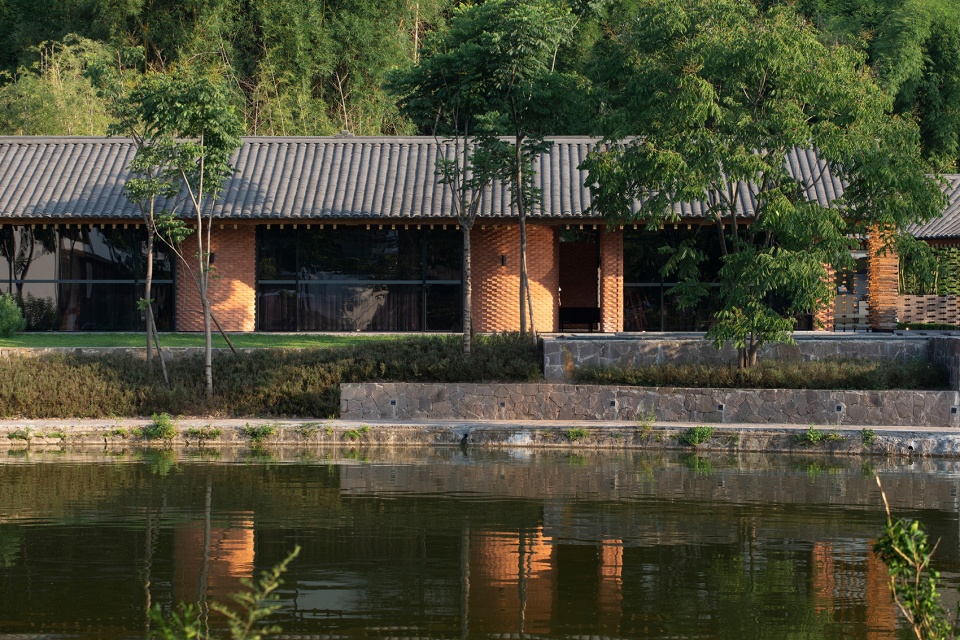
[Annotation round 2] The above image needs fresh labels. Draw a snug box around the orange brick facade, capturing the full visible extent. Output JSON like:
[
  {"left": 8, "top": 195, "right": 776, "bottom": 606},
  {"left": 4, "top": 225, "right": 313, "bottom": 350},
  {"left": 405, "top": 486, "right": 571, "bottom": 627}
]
[
  {"left": 599, "top": 228, "right": 624, "bottom": 333},
  {"left": 166, "top": 221, "right": 901, "bottom": 334},
  {"left": 472, "top": 224, "right": 559, "bottom": 333},
  {"left": 866, "top": 229, "right": 899, "bottom": 331},
  {"left": 815, "top": 265, "right": 836, "bottom": 331},
  {"left": 175, "top": 225, "right": 256, "bottom": 332}
]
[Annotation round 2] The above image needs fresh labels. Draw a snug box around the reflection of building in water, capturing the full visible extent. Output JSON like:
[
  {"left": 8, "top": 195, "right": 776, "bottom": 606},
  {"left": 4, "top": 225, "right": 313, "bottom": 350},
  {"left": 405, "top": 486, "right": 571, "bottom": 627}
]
[
  {"left": 468, "top": 529, "right": 623, "bottom": 637},
  {"left": 173, "top": 515, "right": 255, "bottom": 605},
  {"left": 810, "top": 541, "right": 897, "bottom": 639}
]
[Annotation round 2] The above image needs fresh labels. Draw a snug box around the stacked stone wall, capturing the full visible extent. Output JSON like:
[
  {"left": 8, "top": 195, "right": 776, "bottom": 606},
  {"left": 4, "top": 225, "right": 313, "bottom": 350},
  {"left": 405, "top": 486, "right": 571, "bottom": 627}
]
[{"left": 341, "top": 382, "right": 960, "bottom": 427}]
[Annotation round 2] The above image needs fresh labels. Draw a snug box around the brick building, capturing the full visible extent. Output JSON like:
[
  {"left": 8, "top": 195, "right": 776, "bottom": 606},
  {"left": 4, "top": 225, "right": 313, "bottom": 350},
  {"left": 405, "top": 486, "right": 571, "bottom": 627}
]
[{"left": 0, "top": 136, "right": 955, "bottom": 333}]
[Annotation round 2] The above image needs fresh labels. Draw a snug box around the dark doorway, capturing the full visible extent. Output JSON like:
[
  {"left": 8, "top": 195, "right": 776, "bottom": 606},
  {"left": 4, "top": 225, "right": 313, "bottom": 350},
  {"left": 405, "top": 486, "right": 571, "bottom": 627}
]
[{"left": 559, "top": 229, "right": 600, "bottom": 331}]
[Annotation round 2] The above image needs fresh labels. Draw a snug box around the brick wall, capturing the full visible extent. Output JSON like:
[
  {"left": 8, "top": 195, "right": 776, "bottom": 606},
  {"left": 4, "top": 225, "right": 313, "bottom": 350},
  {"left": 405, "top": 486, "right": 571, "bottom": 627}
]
[
  {"left": 472, "top": 224, "right": 558, "bottom": 332},
  {"left": 815, "top": 265, "right": 836, "bottom": 331},
  {"left": 867, "top": 229, "right": 898, "bottom": 331},
  {"left": 599, "top": 228, "right": 624, "bottom": 332},
  {"left": 176, "top": 225, "right": 256, "bottom": 331}
]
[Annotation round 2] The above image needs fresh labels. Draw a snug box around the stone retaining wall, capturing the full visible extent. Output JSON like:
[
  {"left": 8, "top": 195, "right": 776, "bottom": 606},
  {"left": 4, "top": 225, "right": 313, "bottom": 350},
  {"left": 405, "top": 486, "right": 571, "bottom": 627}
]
[
  {"left": 542, "top": 336, "right": 934, "bottom": 381},
  {"left": 341, "top": 382, "right": 960, "bottom": 427}
]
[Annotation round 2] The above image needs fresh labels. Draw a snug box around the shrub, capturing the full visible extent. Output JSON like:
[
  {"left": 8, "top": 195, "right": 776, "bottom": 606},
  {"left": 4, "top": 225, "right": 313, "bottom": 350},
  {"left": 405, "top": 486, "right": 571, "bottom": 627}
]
[
  {"left": 136, "top": 413, "right": 177, "bottom": 440},
  {"left": 678, "top": 426, "right": 715, "bottom": 446},
  {"left": 243, "top": 423, "right": 276, "bottom": 444},
  {"left": 0, "top": 334, "right": 541, "bottom": 419},
  {"left": 565, "top": 427, "right": 589, "bottom": 442},
  {"left": 0, "top": 294, "right": 26, "bottom": 338},
  {"left": 575, "top": 358, "right": 947, "bottom": 390}
]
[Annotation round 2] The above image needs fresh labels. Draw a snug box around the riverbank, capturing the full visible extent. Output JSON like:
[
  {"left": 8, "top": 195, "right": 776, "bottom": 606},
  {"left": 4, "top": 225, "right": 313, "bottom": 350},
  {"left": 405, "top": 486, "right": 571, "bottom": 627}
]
[{"left": 2, "top": 418, "right": 960, "bottom": 457}]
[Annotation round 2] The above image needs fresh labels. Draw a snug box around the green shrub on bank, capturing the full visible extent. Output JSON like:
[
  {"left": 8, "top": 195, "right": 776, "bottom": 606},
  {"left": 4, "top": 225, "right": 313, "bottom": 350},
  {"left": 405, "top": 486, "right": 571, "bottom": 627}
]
[
  {"left": 0, "top": 334, "right": 540, "bottom": 418},
  {"left": 0, "top": 294, "right": 26, "bottom": 338},
  {"left": 575, "top": 359, "right": 947, "bottom": 390}
]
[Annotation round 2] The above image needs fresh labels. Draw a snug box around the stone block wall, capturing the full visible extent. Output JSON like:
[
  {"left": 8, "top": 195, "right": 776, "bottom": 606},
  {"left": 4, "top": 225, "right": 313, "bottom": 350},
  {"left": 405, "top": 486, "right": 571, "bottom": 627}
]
[
  {"left": 542, "top": 336, "right": 933, "bottom": 381},
  {"left": 932, "top": 336, "right": 960, "bottom": 391},
  {"left": 341, "top": 382, "right": 960, "bottom": 427},
  {"left": 176, "top": 225, "right": 256, "bottom": 331}
]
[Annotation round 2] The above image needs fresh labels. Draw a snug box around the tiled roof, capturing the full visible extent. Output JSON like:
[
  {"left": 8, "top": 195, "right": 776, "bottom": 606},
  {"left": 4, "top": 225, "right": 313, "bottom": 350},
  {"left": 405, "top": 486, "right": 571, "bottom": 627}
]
[
  {"left": 0, "top": 136, "right": 952, "bottom": 234},
  {"left": 907, "top": 175, "right": 960, "bottom": 240}
]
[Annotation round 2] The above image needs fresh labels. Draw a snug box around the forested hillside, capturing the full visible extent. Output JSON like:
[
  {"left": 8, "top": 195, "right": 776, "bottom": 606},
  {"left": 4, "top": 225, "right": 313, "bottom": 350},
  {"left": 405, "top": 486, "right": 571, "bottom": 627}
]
[{"left": 0, "top": 0, "right": 958, "bottom": 168}]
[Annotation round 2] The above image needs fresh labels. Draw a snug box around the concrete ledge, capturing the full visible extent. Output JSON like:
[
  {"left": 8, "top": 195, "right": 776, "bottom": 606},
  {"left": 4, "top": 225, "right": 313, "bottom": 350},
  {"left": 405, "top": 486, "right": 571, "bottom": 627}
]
[
  {"left": 2, "top": 419, "right": 960, "bottom": 457},
  {"left": 341, "top": 382, "right": 960, "bottom": 428}
]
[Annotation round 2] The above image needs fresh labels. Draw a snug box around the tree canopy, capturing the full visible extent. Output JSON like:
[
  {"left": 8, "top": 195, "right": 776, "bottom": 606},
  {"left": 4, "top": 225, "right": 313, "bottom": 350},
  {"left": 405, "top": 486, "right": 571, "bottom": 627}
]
[{"left": 582, "top": 0, "right": 945, "bottom": 366}]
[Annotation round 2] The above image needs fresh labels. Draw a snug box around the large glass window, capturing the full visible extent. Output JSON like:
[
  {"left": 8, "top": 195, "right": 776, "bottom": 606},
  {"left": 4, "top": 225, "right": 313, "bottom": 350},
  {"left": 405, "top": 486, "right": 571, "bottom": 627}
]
[
  {"left": 0, "top": 225, "right": 174, "bottom": 331},
  {"left": 257, "top": 226, "right": 462, "bottom": 332},
  {"left": 623, "top": 227, "right": 722, "bottom": 332}
]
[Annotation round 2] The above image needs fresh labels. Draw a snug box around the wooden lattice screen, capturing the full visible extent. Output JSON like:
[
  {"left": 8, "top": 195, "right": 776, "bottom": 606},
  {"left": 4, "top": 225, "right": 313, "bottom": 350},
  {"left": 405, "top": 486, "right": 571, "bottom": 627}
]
[{"left": 897, "top": 295, "right": 960, "bottom": 326}]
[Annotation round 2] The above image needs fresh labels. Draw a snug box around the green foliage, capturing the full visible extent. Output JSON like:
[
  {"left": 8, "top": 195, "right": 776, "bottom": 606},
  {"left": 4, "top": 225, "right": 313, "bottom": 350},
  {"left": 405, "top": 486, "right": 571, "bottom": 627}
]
[
  {"left": 576, "top": 359, "right": 946, "bottom": 390},
  {"left": 42, "top": 430, "right": 66, "bottom": 441},
  {"left": 148, "top": 546, "right": 300, "bottom": 640},
  {"left": 0, "top": 293, "right": 25, "bottom": 338},
  {"left": 184, "top": 425, "right": 222, "bottom": 441},
  {"left": 294, "top": 423, "right": 320, "bottom": 439},
  {"left": 861, "top": 428, "right": 878, "bottom": 446},
  {"left": 678, "top": 426, "right": 715, "bottom": 447},
  {"left": 6, "top": 427, "right": 30, "bottom": 441},
  {"left": 874, "top": 479, "right": 959, "bottom": 639},
  {"left": 342, "top": 426, "right": 370, "bottom": 441},
  {"left": 0, "top": 334, "right": 539, "bottom": 419},
  {"left": 0, "top": 36, "right": 113, "bottom": 136},
  {"left": 899, "top": 237, "right": 960, "bottom": 296},
  {"left": 583, "top": 0, "right": 945, "bottom": 367},
  {"left": 243, "top": 424, "right": 276, "bottom": 444},
  {"left": 565, "top": 427, "right": 589, "bottom": 441},
  {"left": 794, "top": 426, "right": 844, "bottom": 445},
  {"left": 139, "top": 413, "right": 177, "bottom": 441}
]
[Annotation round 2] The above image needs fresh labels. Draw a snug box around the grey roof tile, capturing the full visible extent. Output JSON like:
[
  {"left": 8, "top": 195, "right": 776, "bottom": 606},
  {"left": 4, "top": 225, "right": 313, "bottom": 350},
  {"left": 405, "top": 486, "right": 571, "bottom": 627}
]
[{"left": 0, "top": 136, "right": 958, "bottom": 237}]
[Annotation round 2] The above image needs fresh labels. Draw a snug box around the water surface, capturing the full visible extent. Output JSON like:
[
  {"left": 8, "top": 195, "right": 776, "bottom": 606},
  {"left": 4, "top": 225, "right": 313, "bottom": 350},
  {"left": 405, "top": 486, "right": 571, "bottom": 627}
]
[{"left": 0, "top": 446, "right": 957, "bottom": 639}]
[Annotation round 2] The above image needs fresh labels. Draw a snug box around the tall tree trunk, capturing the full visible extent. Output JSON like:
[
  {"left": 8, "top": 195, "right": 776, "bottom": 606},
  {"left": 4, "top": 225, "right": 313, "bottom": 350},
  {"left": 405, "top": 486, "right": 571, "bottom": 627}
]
[
  {"left": 462, "top": 223, "right": 473, "bottom": 356},
  {"left": 203, "top": 295, "right": 213, "bottom": 400},
  {"left": 145, "top": 227, "right": 154, "bottom": 365}
]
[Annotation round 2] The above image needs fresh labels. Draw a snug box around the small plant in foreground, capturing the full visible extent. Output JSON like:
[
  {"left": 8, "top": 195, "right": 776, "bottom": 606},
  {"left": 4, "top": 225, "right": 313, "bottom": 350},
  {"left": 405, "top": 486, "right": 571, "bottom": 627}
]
[
  {"left": 7, "top": 427, "right": 31, "bottom": 441},
  {"left": 148, "top": 546, "right": 300, "bottom": 640},
  {"left": 678, "top": 426, "right": 715, "bottom": 447},
  {"left": 295, "top": 423, "right": 321, "bottom": 439},
  {"left": 137, "top": 413, "right": 178, "bottom": 441},
  {"left": 794, "top": 426, "right": 830, "bottom": 445},
  {"left": 243, "top": 423, "right": 276, "bottom": 444},
  {"left": 565, "top": 428, "right": 589, "bottom": 442},
  {"left": 874, "top": 477, "right": 958, "bottom": 639},
  {"left": 108, "top": 427, "right": 128, "bottom": 439},
  {"left": 42, "top": 430, "right": 67, "bottom": 441},
  {"left": 342, "top": 426, "right": 371, "bottom": 441},
  {"left": 861, "top": 428, "right": 877, "bottom": 446},
  {"left": 635, "top": 406, "right": 656, "bottom": 439},
  {"left": 185, "top": 426, "right": 223, "bottom": 442}
]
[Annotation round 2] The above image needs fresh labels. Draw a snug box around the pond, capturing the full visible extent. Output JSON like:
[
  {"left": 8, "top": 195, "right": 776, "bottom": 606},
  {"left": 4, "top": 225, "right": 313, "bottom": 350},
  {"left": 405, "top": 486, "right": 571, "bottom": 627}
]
[{"left": 0, "top": 446, "right": 958, "bottom": 639}]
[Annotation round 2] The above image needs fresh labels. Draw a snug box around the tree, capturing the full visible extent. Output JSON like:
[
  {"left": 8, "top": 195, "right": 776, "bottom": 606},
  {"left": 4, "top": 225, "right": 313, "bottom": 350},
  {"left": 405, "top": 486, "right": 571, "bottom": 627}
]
[
  {"left": 778, "top": 0, "right": 960, "bottom": 172},
  {"left": 127, "top": 67, "right": 243, "bottom": 398},
  {"left": 583, "top": 0, "right": 944, "bottom": 367},
  {"left": 394, "top": 0, "right": 579, "bottom": 342}
]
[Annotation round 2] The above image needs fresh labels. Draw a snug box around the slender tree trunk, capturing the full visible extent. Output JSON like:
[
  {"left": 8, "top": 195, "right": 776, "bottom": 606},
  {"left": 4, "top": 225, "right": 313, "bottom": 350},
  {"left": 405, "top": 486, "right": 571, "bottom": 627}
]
[
  {"left": 145, "top": 227, "right": 154, "bottom": 365},
  {"left": 462, "top": 223, "right": 473, "bottom": 356},
  {"left": 149, "top": 304, "right": 170, "bottom": 388},
  {"left": 203, "top": 295, "right": 213, "bottom": 400}
]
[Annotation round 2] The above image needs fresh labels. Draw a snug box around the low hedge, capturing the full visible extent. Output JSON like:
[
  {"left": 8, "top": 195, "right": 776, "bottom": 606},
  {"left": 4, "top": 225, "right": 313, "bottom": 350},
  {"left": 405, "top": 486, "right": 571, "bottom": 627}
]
[
  {"left": 575, "top": 359, "right": 948, "bottom": 390},
  {"left": 0, "top": 334, "right": 541, "bottom": 419}
]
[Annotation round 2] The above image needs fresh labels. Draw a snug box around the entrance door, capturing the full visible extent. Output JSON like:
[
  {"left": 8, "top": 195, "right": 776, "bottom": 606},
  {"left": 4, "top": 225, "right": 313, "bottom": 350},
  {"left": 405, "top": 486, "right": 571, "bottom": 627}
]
[{"left": 558, "top": 231, "right": 599, "bottom": 331}]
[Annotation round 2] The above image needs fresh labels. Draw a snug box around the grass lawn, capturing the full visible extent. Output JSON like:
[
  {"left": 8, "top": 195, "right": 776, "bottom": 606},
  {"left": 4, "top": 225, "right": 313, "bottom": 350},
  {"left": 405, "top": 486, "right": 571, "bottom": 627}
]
[{"left": 0, "top": 332, "right": 416, "bottom": 349}]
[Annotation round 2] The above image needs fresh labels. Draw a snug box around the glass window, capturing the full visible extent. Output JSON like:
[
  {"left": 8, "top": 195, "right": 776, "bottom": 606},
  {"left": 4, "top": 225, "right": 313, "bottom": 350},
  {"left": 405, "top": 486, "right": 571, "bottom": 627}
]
[
  {"left": 257, "top": 226, "right": 462, "bottom": 332},
  {"left": 1, "top": 225, "right": 174, "bottom": 331}
]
